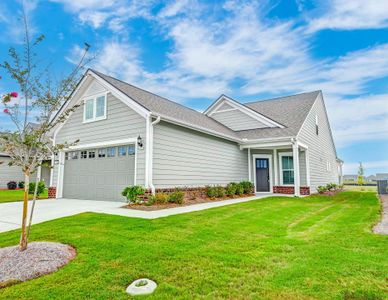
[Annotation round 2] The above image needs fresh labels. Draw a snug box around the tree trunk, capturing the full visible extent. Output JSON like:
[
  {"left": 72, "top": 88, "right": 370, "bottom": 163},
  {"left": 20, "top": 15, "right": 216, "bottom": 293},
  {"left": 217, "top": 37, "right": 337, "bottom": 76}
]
[
  {"left": 19, "top": 171, "right": 30, "bottom": 251},
  {"left": 26, "top": 165, "right": 41, "bottom": 242}
]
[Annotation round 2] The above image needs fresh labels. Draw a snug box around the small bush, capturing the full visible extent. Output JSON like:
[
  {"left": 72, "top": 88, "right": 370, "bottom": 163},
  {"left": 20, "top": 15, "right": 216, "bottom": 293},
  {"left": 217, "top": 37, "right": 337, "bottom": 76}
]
[
  {"left": 206, "top": 186, "right": 218, "bottom": 198},
  {"left": 121, "top": 185, "right": 145, "bottom": 204},
  {"left": 168, "top": 190, "right": 185, "bottom": 204},
  {"left": 187, "top": 189, "right": 200, "bottom": 200},
  {"left": 146, "top": 195, "right": 156, "bottom": 206},
  {"left": 226, "top": 182, "right": 238, "bottom": 196},
  {"left": 240, "top": 180, "right": 254, "bottom": 194},
  {"left": 18, "top": 181, "right": 25, "bottom": 189},
  {"left": 236, "top": 183, "right": 244, "bottom": 195},
  {"left": 29, "top": 181, "right": 46, "bottom": 196},
  {"left": 317, "top": 186, "right": 328, "bottom": 194},
  {"left": 216, "top": 186, "right": 226, "bottom": 198},
  {"left": 7, "top": 181, "right": 17, "bottom": 190},
  {"left": 154, "top": 192, "right": 169, "bottom": 204},
  {"left": 326, "top": 183, "right": 337, "bottom": 191}
]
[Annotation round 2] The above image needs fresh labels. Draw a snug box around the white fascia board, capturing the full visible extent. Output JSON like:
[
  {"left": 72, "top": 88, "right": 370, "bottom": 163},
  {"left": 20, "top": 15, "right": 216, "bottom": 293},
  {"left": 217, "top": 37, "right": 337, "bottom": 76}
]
[
  {"left": 240, "top": 141, "right": 293, "bottom": 150},
  {"left": 206, "top": 95, "right": 285, "bottom": 128},
  {"left": 240, "top": 136, "right": 294, "bottom": 144},
  {"left": 67, "top": 138, "right": 137, "bottom": 150}
]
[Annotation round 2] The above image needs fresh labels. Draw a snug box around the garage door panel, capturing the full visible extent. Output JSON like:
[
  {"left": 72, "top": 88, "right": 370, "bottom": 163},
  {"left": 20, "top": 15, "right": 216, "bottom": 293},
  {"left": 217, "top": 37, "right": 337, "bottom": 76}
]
[{"left": 63, "top": 144, "right": 135, "bottom": 201}]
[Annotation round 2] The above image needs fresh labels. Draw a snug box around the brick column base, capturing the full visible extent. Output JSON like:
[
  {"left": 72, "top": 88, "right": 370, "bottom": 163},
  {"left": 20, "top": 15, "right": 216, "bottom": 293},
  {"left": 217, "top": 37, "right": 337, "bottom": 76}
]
[
  {"left": 48, "top": 187, "right": 57, "bottom": 198},
  {"left": 273, "top": 186, "right": 310, "bottom": 195}
]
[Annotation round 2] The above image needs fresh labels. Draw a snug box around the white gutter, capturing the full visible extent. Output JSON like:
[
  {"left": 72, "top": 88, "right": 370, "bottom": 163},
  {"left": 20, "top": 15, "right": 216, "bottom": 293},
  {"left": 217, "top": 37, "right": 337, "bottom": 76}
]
[{"left": 148, "top": 115, "right": 161, "bottom": 194}]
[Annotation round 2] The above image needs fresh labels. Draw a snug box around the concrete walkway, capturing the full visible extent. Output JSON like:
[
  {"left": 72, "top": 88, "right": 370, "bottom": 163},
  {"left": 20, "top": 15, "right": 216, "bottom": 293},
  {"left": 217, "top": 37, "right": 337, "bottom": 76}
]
[
  {"left": 374, "top": 195, "right": 388, "bottom": 235},
  {"left": 0, "top": 194, "right": 278, "bottom": 233}
]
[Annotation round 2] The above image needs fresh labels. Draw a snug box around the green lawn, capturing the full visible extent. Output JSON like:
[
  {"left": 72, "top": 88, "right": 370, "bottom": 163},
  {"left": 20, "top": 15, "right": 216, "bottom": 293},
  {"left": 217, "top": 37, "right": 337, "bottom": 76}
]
[
  {"left": 0, "top": 189, "right": 48, "bottom": 203},
  {"left": 0, "top": 192, "right": 387, "bottom": 299},
  {"left": 344, "top": 185, "right": 377, "bottom": 192}
]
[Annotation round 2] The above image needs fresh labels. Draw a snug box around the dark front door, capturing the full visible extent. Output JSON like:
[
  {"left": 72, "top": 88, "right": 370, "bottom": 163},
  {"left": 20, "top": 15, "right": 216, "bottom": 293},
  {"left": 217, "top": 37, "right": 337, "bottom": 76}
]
[{"left": 255, "top": 158, "right": 270, "bottom": 192}]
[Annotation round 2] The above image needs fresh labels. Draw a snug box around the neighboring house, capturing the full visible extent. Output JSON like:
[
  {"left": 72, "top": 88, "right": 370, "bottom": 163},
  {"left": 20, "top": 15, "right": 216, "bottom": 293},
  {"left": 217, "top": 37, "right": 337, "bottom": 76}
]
[
  {"left": 49, "top": 69, "right": 341, "bottom": 201},
  {"left": 376, "top": 173, "right": 388, "bottom": 180},
  {"left": 0, "top": 125, "right": 51, "bottom": 189},
  {"left": 366, "top": 175, "right": 377, "bottom": 182}
]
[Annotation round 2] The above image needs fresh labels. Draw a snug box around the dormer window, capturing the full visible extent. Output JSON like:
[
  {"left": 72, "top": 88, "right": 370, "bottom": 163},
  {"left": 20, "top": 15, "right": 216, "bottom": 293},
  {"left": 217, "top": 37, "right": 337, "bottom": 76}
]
[
  {"left": 315, "top": 114, "right": 319, "bottom": 135},
  {"left": 83, "top": 93, "right": 107, "bottom": 123}
]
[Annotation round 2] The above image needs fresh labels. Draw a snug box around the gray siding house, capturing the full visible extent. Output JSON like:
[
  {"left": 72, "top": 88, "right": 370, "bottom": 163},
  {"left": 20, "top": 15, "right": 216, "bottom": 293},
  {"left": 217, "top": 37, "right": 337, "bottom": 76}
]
[{"left": 50, "top": 69, "right": 342, "bottom": 201}]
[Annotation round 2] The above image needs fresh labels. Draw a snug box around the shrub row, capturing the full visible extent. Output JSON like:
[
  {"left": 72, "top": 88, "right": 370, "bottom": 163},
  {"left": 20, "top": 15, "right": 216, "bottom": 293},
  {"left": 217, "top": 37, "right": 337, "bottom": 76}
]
[
  {"left": 206, "top": 181, "right": 254, "bottom": 198},
  {"left": 6, "top": 180, "right": 45, "bottom": 195},
  {"left": 317, "top": 183, "right": 344, "bottom": 194},
  {"left": 147, "top": 189, "right": 185, "bottom": 205}
]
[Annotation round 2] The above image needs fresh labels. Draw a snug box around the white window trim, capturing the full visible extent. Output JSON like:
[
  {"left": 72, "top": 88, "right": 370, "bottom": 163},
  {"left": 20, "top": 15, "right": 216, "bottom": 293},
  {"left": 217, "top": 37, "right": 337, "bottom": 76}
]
[
  {"left": 252, "top": 154, "right": 273, "bottom": 193},
  {"left": 279, "top": 152, "right": 294, "bottom": 186},
  {"left": 83, "top": 91, "right": 108, "bottom": 123}
]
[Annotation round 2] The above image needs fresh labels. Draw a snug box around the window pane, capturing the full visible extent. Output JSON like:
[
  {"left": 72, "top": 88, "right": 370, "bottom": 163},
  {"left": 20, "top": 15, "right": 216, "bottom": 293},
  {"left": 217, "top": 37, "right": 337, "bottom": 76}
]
[
  {"left": 85, "top": 99, "right": 94, "bottom": 120},
  {"left": 96, "top": 96, "right": 105, "bottom": 118},
  {"left": 88, "top": 150, "right": 95, "bottom": 158},
  {"left": 81, "top": 151, "right": 87, "bottom": 159},
  {"left": 283, "top": 170, "right": 294, "bottom": 184},
  {"left": 71, "top": 151, "right": 78, "bottom": 160},
  {"left": 282, "top": 156, "right": 293, "bottom": 170},
  {"left": 65, "top": 152, "right": 69, "bottom": 160},
  {"left": 118, "top": 146, "right": 126, "bottom": 156},
  {"left": 107, "top": 147, "right": 116, "bottom": 157},
  {"left": 128, "top": 145, "right": 135, "bottom": 155},
  {"left": 98, "top": 148, "right": 106, "bottom": 158}
]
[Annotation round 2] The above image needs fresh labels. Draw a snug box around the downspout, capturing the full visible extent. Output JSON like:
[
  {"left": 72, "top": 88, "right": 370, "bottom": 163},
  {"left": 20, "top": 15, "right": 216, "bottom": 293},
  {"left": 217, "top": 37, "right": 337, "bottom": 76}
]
[{"left": 149, "top": 115, "right": 161, "bottom": 194}]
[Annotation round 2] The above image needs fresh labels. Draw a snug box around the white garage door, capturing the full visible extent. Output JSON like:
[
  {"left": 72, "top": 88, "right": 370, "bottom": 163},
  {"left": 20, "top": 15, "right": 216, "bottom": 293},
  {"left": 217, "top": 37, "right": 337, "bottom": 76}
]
[{"left": 63, "top": 145, "right": 136, "bottom": 201}]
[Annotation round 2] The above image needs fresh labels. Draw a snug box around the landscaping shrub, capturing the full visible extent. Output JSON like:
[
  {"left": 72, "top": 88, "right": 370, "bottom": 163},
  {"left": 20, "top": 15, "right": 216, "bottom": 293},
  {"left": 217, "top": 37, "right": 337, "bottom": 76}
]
[
  {"left": 226, "top": 182, "right": 238, "bottom": 196},
  {"left": 240, "top": 181, "right": 254, "bottom": 194},
  {"left": 206, "top": 186, "right": 218, "bottom": 198},
  {"left": 18, "top": 181, "right": 25, "bottom": 189},
  {"left": 146, "top": 195, "right": 156, "bottom": 206},
  {"left": 317, "top": 186, "right": 328, "bottom": 194},
  {"left": 216, "top": 186, "right": 226, "bottom": 198},
  {"left": 326, "top": 183, "right": 337, "bottom": 191},
  {"left": 7, "top": 181, "right": 17, "bottom": 190},
  {"left": 154, "top": 192, "right": 169, "bottom": 204},
  {"left": 28, "top": 181, "right": 45, "bottom": 196},
  {"left": 168, "top": 190, "right": 184, "bottom": 204},
  {"left": 236, "top": 183, "right": 244, "bottom": 195},
  {"left": 187, "top": 189, "right": 200, "bottom": 200},
  {"left": 121, "top": 185, "right": 145, "bottom": 204}
]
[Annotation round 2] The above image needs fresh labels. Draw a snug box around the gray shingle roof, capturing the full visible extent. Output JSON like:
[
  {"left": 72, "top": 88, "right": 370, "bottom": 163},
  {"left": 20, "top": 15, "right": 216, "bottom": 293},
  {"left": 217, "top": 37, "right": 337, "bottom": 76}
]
[
  {"left": 238, "top": 91, "right": 320, "bottom": 140},
  {"left": 91, "top": 70, "right": 319, "bottom": 142}
]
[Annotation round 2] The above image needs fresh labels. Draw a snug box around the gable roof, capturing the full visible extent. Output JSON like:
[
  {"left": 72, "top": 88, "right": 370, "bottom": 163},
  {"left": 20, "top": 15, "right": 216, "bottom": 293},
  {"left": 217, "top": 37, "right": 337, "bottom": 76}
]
[
  {"left": 236, "top": 91, "right": 320, "bottom": 140},
  {"left": 80, "top": 70, "right": 319, "bottom": 142},
  {"left": 91, "top": 70, "right": 240, "bottom": 141}
]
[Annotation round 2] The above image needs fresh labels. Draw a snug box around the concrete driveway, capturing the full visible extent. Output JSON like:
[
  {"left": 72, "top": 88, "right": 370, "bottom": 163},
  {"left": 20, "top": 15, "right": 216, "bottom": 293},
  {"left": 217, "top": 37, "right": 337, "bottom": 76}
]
[{"left": 0, "top": 194, "right": 274, "bottom": 233}]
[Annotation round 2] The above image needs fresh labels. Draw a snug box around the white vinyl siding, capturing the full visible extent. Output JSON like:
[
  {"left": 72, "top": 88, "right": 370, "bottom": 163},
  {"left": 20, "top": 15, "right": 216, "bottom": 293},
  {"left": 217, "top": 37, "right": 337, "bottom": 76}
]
[
  {"left": 153, "top": 121, "right": 249, "bottom": 188},
  {"left": 297, "top": 93, "right": 339, "bottom": 192},
  {"left": 210, "top": 109, "right": 269, "bottom": 131}
]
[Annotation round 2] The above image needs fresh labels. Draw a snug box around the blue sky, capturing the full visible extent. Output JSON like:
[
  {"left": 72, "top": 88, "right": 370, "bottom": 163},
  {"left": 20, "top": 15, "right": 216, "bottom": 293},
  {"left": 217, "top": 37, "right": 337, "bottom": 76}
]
[{"left": 1, "top": 0, "right": 388, "bottom": 175}]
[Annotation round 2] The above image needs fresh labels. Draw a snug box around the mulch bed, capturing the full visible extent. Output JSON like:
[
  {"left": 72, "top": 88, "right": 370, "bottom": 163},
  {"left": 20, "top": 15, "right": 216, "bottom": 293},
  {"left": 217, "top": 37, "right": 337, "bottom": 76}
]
[
  {"left": 0, "top": 242, "right": 76, "bottom": 288},
  {"left": 123, "top": 194, "right": 255, "bottom": 211}
]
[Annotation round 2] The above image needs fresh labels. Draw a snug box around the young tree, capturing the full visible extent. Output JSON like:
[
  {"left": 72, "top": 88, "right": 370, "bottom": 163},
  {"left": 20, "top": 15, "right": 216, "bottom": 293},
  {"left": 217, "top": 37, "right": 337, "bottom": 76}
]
[
  {"left": 0, "top": 8, "right": 91, "bottom": 251},
  {"left": 357, "top": 162, "right": 364, "bottom": 186}
]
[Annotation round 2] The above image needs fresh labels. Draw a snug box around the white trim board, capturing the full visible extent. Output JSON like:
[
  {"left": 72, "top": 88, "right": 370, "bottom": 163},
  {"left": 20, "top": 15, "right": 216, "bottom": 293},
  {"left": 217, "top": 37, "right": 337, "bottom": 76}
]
[
  {"left": 205, "top": 95, "right": 284, "bottom": 128},
  {"left": 252, "top": 154, "right": 273, "bottom": 193},
  {"left": 67, "top": 138, "right": 137, "bottom": 150}
]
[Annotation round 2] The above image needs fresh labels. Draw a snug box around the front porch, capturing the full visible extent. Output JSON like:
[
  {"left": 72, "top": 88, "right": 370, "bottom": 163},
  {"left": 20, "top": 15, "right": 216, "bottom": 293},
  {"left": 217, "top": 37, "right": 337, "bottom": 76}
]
[{"left": 241, "top": 139, "right": 310, "bottom": 196}]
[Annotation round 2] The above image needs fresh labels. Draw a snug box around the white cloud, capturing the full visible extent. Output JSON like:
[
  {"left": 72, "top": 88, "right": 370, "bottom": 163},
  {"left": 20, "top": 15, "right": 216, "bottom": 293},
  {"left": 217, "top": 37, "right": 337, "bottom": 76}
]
[{"left": 308, "top": 0, "right": 388, "bottom": 32}]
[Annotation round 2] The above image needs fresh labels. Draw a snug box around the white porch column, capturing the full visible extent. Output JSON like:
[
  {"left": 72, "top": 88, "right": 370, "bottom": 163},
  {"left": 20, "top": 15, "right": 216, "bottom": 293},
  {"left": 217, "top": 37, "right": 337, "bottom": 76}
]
[
  {"left": 292, "top": 141, "right": 300, "bottom": 197},
  {"left": 305, "top": 149, "right": 311, "bottom": 187},
  {"left": 273, "top": 149, "right": 278, "bottom": 186},
  {"left": 56, "top": 151, "right": 65, "bottom": 198},
  {"left": 248, "top": 148, "right": 251, "bottom": 182}
]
